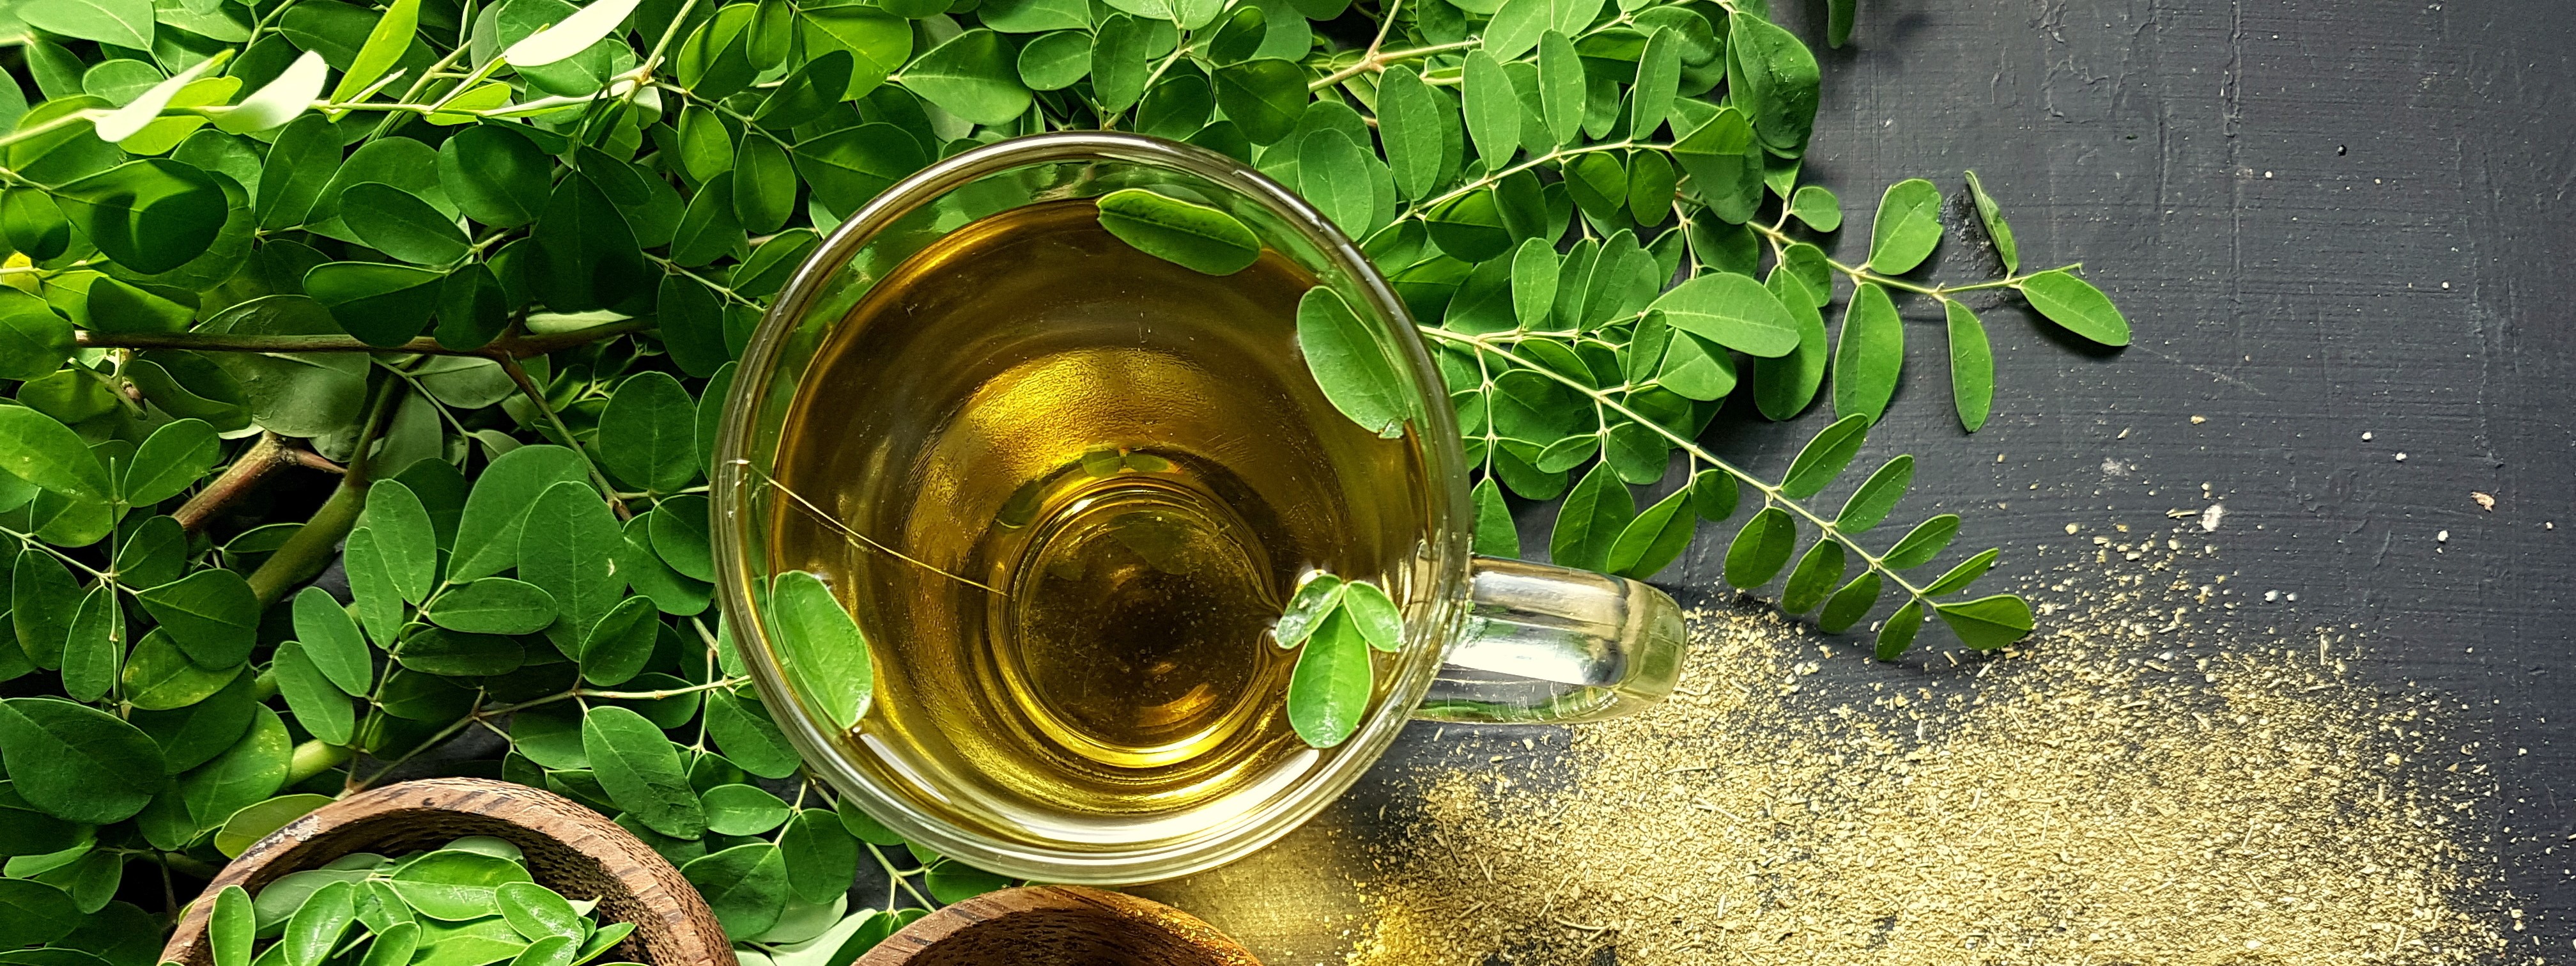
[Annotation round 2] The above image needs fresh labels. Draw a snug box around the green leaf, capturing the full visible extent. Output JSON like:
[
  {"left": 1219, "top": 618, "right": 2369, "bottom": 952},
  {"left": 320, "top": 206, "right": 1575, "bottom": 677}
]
[
  {"left": 423, "top": 578, "right": 559, "bottom": 635},
  {"left": 212, "top": 793, "right": 333, "bottom": 858},
  {"left": 1778, "top": 412, "right": 1869, "bottom": 500},
  {"left": 397, "top": 628, "right": 525, "bottom": 676},
  {"left": 1377, "top": 66, "right": 1446, "bottom": 199},
  {"left": 282, "top": 879, "right": 356, "bottom": 966},
  {"left": 702, "top": 690, "right": 799, "bottom": 780},
  {"left": 1548, "top": 462, "right": 1634, "bottom": 573},
  {"left": 1295, "top": 129, "right": 1375, "bottom": 237},
  {"left": 135, "top": 569, "right": 259, "bottom": 668},
  {"left": 1629, "top": 27, "right": 1683, "bottom": 138},
  {"left": 1341, "top": 580, "right": 1403, "bottom": 652},
  {"left": 496, "top": 882, "right": 582, "bottom": 942},
  {"left": 1830, "top": 282, "right": 1902, "bottom": 424},
  {"left": 1285, "top": 609, "right": 1371, "bottom": 748},
  {"left": 1016, "top": 31, "right": 1093, "bottom": 90},
  {"left": 1945, "top": 300, "right": 1994, "bottom": 431},
  {"left": 583, "top": 705, "right": 706, "bottom": 839},
  {"left": 12, "top": 552, "right": 71, "bottom": 673},
  {"left": 388, "top": 849, "right": 534, "bottom": 921},
  {"left": 0, "top": 698, "right": 162, "bottom": 823},
  {"left": 1723, "top": 506, "right": 1796, "bottom": 588},
  {"left": 1727, "top": 12, "right": 1819, "bottom": 153},
  {"left": 24, "top": 0, "right": 152, "bottom": 47},
  {"left": 1506, "top": 238, "right": 1559, "bottom": 330},
  {"left": 1089, "top": 13, "right": 1152, "bottom": 113},
  {"left": 58, "top": 583, "right": 121, "bottom": 703},
  {"left": 1669, "top": 107, "right": 1762, "bottom": 224},
  {"left": 452, "top": 445, "right": 592, "bottom": 580},
  {"left": 902, "top": 30, "right": 1030, "bottom": 125},
  {"left": 683, "top": 843, "right": 789, "bottom": 937},
  {"left": 0, "top": 878, "right": 77, "bottom": 947},
  {"left": 123, "top": 418, "right": 219, "bottom": 506},
  {"left": 596, "top": 372, "right": 698, "bottom": 494},
  {"left": 1924, "top": 547, "right": 2000, "bottom": 596},
  {"left": 1271, "top": 572, "right": 1345, "bottom": 648},
  {"left": 729, "top": 136, "right": 795, "bottom": 236},
  {"left": 330, "top": 0, "right": 419, "bottom": 102},
  {"left": 181, "top": 705, "right": 290, "bottom": 829},
  {"left": 410, "top": 916, "right": 530, "bottom": 966},
  {"left": 1212, "top": 58, "right": 1308, "bottom": 145},
  {"left": 518, "top": 480, "right": 626, "bottom": 644},
  {"left": 926, "top": 860, "right": 1014, "bottom": 904},
  {"left": 1789, "top": 185, "right": 1842, "bottom": 231},
  {"left": 293, "top": 587, "right": 374, "bottom": 695},
  {"left": 210, "top": 884, "right": 254, "bottom": 966},
  {"left": 1817, "top": 572, "right": 1880, "bottom": 633},
  {"left": 0, "top": 406, "right": 109, "bottom": 501},
  {"left": 1471, "top": 477, "right": 1519, "bottom": 557},
  {"left": 1093, "top": 188, "right": 1262, "bottom": 276},
  {"left": 780, "top": 808, "right": 858, "bottom": 905},
  {"left": 575, "top": 595, "right": 654, "bottom": 685},
  {"left": 1779, "top": 539, "right": 1846, "bottom": 614},
  {"left": 0, "top": 300, "right": 72, "bottom": 383},
  {"left": 1647, "top": 272, "right": 1800, "bottom": 357},
  {"left": 1875, "top": 598, "right": 1926, "bottom": 660},
  {"left": 272, "top": 642, "right": 353, "bottom": 745},
  {"left": 980, "top": 0, "right": 1090, "bottom": 31},
  {"left": 54, "top": 160, "right": 228, "bottom": 275},
  {"left": 1562, "top": 152, "right": 1626, "bottom": 224},
  {"left": 1963, "top": 169, "right": 2019, "bottom": 274},
  {"left": 1483, "top": 0, "right": 1597, "bottom": 60},
  {"left": 362, "top": 481, "right": 438, "bottom": 605},
  {"left": 1685, "top": 469, "right": 1738, "bottom": 523},
  {"left": 766, "top": 570, "right": 873, "bottom": 731},
  {"left": 438, "top": 126, "right": 551, "bottom": 230},
  {"left": 1461, "top": 51, "right": 1518, "bottom": 169},
  {"left": 1296, "top": 286, "right": 1410, "bottom": 438},
  {"left": 1882, "top": 513, "right": 1961, "bottom": 570},
  {"left": 305, "top": 262, "right": 443, "bottom": 347},
  {"left": 359, "top": 922, "right": 421, "bottom": 966},
  {"left": 1536, "top": 31, "right": 1584, "bottom": 147},
  {"left": 1828, "top": 0, "right": 1856, "bottom": 46},
  {"left": 1865, "top": 178, "right": 1942, "bottom": 274},
  {"left": 1605, "top": 486, "right": 1695, "bottom": 580},
  {"left": 343, "top": 183, "right": 470, "bottom": 266},
  {"left": 1626, "top": 150, "right": 1678, "bottom": 226},
  {"left": 702, "top": 783, "right": 790, "bottom": 836},
  {"left": 1832, "top": 455, "right": 1915, "bottom": 534},
  {"left": 343, "top": 526, "right": 403, "bottom": 646},
  {"left": 793, "top": 123, "right": 927, "bottom": 217},
  {"left": 2017, "top": 270, "right": 2131, "bottom": 346}
]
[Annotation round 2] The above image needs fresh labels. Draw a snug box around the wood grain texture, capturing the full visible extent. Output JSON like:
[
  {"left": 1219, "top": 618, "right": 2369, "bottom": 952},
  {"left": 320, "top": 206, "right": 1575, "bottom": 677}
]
[
  {"left": 857, "top": 886, "right": 1261, "bottom": 966},
  {"left": 158, "top": 778, "right": 735, "bottom": 966}
]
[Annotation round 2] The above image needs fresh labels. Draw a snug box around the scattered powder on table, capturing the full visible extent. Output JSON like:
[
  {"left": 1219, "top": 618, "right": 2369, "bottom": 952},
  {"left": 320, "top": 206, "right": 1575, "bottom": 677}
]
[{"left": 1344, "top": 529, "right": 2513, "bottom": 965}]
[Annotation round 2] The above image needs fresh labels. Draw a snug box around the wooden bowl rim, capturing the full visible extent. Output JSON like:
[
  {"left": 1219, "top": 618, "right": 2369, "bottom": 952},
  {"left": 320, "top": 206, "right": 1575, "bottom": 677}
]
[
  {"left": 157, "top": 777, "right": 735, "bottom": 966},
  {"left": 854, "top": 884, "right": 1261, "bottom": 966}
]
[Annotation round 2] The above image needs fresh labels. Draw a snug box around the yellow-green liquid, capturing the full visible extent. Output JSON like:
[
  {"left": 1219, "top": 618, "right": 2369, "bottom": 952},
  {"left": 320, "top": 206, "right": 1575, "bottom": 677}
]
[{"left": 766, "top": 200, "right": 1432, "bottom": 843}]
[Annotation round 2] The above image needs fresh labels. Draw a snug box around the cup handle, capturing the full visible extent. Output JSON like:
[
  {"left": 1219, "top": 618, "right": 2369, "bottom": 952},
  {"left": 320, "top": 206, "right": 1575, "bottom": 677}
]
[{"left": 1412, "top": 556, "right": 1688, "bottom": 724}]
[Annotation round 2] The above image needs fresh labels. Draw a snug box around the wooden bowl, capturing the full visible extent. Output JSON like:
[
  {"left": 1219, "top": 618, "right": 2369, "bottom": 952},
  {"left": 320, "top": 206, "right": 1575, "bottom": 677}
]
[
  {"left": 159, "top": 777, "right": 735, "bottom": 966},
  {"left": 856, "top": 885, "right": 1261, "bottom": 966}
]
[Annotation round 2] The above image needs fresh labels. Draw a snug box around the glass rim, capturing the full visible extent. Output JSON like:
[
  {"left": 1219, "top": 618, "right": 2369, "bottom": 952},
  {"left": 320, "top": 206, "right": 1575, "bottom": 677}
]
[{"left": 706, "top": 131, "right": 1475, "bottom": 883}]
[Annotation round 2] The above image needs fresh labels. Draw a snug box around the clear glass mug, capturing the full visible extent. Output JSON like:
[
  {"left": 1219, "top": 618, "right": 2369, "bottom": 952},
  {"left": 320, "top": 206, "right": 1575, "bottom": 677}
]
[{"left": 710, "top": 132, "right": 1685, "bottom": 884}]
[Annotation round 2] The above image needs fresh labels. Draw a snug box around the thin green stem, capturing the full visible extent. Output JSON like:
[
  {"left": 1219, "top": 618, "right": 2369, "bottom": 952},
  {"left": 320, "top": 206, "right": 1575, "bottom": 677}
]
[
  {"left": 495, "top": 354, "right": 631, "bottom": 520},
  {"left": 1749, "top": 221, "right": 2082, "bottom": 300},
  {"left": 868, "top": 843, "right": 937, "bottom": 909},
  {"left": 1310, "top": 39, "right": 1483, "bottom": 91},
  {"left": 1419, "top": 326, "right": 1931, "bottom": 604},
  {"left": 1412, "top": 141, "right": 1664, "bottom": 212}
]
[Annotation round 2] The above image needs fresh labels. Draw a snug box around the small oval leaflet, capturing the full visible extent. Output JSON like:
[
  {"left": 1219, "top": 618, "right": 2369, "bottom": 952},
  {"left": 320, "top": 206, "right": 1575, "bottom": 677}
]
[{"left": 1093, "top": 188, "right": 1262, "bottom": 276}]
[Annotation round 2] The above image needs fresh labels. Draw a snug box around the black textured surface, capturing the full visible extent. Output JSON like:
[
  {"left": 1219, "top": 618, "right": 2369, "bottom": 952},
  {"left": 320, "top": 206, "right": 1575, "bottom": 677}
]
[{"left": 1300, "top": 0, "right": 2573, "bottom": 957}]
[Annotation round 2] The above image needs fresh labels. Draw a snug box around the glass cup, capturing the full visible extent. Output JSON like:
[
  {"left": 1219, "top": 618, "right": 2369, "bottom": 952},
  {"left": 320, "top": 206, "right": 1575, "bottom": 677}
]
[{"left": 711, "top": 132, "right": 1686, "bottom": 885}]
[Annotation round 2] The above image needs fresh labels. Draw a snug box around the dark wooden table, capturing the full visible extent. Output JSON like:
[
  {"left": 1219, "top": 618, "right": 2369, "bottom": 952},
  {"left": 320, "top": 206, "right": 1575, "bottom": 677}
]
[{"left": 1136, "top": 0, "right": 2576, "bottom": 960}]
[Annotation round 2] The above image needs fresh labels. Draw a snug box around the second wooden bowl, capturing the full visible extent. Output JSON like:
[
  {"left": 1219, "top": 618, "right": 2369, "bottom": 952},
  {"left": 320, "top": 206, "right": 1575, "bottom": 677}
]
[
  {"left": 158, "top": 777, "right": 735, "bottom": 966},
  {"left": 857, "top": 885, "right": 1261, "bottom": 966}
]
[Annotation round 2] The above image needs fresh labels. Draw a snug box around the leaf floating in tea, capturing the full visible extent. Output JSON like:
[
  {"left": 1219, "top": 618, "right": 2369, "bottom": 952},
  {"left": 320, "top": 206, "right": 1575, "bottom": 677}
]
[
  {"left": 1287, "top": 609, "right": 1372, "bottom": 748},
  {"left": 1341, "top": 580, "right": 1403, "bottom": 653},
  {"left": 1095, "top": 188, "right": 1263, "bottom": 276},
  {"left": 1272, "top": 572, "right": 1347, "bottom": 648},
  {"left": 1295, "top": 287, "right": 1411, "bottom": 439},
  {"left": 766, "top": 570, "right": 875, "bottom": 731}
]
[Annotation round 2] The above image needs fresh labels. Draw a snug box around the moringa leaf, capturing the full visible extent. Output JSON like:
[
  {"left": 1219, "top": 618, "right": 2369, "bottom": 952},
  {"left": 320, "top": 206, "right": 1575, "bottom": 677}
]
[
  {"left": 1094, "top": 188, "right": 1262, "bottom": 276},
  {"left": 1285, "top": 609, "right": 1371, "bottom": 748},
  {"left": 1297, "top": 286, "right": 1412, "bottom": 438},
  {"left": 1875, "top": 598, "right": 1925, "bottom": 660},
  {"left": 2018, "top": 270, "right": 2132, "bottom": 346},
  {"left": 1779, "top": 539, "right": 1847, "bottom": 614},
  {"left": 1723, "top": 506, "right": 1796, "bottom": 589},
  {"left": 1830, "top": 282, "right": 1903, "bottom": 424},
  {"left": 1835, "top": 455, "right": 1915, "bottom": 534},
  {"left": 1924, "top": 547, "right": 2001, "bottom": 596},
  {"left": 1946, "top": 300, "right": 1996, "bottom": 431},
  {"left": 767, "top": 570, "right": 872, "bottom": 731},
  {"left": 583, "top": 705, "right": 706, "bottom": 839},
  {"left": 1648, "top": 272, "right": 1800, "bottom": 357},
  {"left": 1778, "top": 413, "right": 1869, "bottom": 500},
  {"left": 1866, "top": 178, "right": 1943, "bottom": 274},
  {"left": 1963, "top": 169, "right": 2020, "bottom": 274},
  {"left": 1818, "top": 572, "right": 1881, "bottom": 634},
  {"left": 1935, "top": 593, "right": 2032, "bottom": 650},
  {"left": 1882, "top": 514, "right": 1962, "bottom": 570}
]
